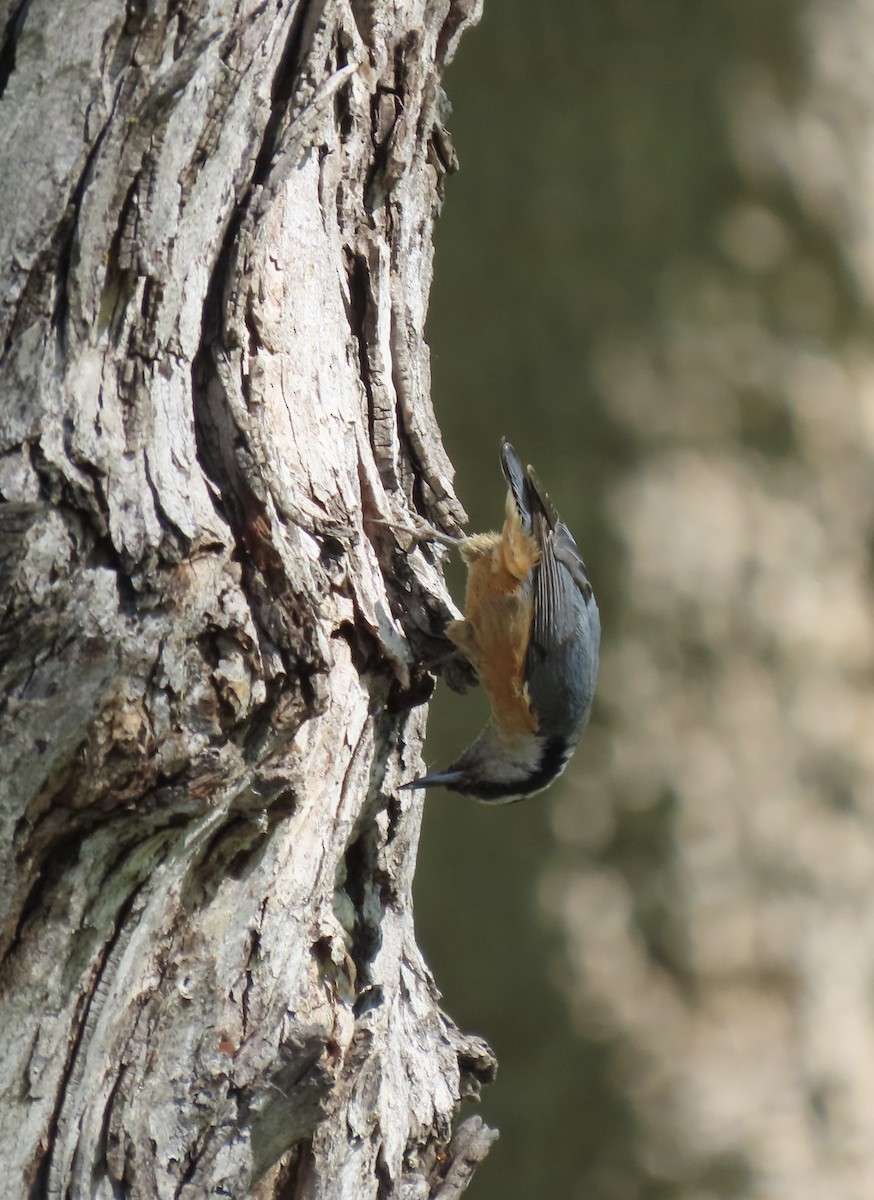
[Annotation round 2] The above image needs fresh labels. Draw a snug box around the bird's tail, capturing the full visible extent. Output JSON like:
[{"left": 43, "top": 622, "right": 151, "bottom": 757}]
[{"left": 500, "top": 438, "right": 558, "bottom": 535}]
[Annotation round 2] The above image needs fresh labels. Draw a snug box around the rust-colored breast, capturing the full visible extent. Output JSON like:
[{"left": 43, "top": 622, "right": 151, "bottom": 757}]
[{"left": 447, "top": 495, "right": 540, "bottom": 735}]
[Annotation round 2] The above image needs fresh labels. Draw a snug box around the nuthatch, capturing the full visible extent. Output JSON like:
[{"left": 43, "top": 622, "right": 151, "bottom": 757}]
[{"left": 403, "top": 439, "right": 600, "bottom": 803}]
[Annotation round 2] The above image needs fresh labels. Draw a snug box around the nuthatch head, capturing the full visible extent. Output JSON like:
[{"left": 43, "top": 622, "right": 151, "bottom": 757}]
[{"left": 403, "top": 439, "right": 600, "bottom": 803}]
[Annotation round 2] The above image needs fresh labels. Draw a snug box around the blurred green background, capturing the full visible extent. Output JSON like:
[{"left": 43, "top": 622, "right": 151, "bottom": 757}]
[
  {"left": 416, "top": 1, "right": 874, "bottom": 1198},
  {"left": 418, "top": 4, "right": 662, "bottom": 1195}
]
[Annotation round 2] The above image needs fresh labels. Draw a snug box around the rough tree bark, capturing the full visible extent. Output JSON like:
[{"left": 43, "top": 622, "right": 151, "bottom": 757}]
[{"left": 0, "top": 1, "right": 498, "bottom": 1196}]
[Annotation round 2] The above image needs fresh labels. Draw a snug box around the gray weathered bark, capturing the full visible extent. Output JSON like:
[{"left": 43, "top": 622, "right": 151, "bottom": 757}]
[{"left": 0, "top": 1, "right": 497, "bottom": 1196}]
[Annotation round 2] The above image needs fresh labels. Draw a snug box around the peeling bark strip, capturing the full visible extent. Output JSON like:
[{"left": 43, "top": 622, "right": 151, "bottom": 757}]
[{"left": 0, "top": 1, "right": 496, "bottom": 1197}]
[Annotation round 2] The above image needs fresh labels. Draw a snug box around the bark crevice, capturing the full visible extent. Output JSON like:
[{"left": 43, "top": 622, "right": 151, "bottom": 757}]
[{"left": 1, "top": 1, "right": 493, "bottom": 1195}]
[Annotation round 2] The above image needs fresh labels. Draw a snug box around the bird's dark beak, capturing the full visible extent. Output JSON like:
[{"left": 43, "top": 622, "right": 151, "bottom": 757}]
[{"left": 399, "top": 769, "right": 463, "bottom": 791}]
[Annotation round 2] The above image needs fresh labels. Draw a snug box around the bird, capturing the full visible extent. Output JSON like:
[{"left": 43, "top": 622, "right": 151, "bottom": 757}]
[{"left": 402, "top": 439, "right": 600, "bottom": 802}]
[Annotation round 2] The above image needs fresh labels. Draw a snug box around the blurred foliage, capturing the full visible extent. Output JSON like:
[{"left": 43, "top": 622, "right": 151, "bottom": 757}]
[{"left": 417, "top": 1, "right": 874, "bottom": 1198}]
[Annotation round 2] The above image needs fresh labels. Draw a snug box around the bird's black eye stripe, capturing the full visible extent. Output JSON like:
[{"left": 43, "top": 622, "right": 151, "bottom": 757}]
[
  {"left": 466, "top": 737, "right": 571, "bottom": 801},
  {"left": 534, "top": 736, "right": 573, "bottom": 787}
]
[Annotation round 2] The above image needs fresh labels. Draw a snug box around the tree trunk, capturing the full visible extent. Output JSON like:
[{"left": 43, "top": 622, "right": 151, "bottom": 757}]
[{"left": 0, "top": 2, "right": 497, "bottom": 1196}]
